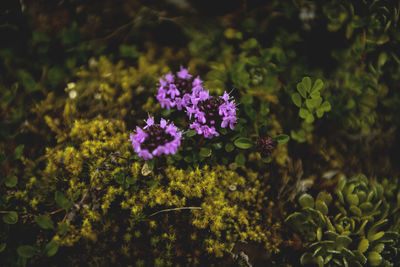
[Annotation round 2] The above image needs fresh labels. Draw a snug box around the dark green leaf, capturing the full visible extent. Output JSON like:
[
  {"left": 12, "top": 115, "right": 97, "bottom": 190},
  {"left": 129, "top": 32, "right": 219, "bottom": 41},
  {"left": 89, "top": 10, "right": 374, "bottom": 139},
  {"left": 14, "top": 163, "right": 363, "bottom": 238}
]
[
  {"left": 34, "top": 215, "right": 54, "bottom": 229},
  {"left": 17, "top": 245, "right": 37, "bottom": 258},
  {"left": 5, "top": 175, "right": 18, "bottom": 187},
  {"left": 58, "top": 222, "right": 68, "bottom": 235},
  {"left": 13, "top": 145, "right": 24, "bottom": 160},
  {"left": 305, "top": 113, "right": 315, "bottom": 123},
  {"left": 0, "top": 243, "right": 6, "bottom": 252},
  {"left": 292, "top": 93, "right": 302, "bottom": 107},
  {"left": 2, "top": 211, "right": 18, "bottom": 224},
  {"left": 185, "top": 130, "right": 197, "bottom": 137},
  {"left": 44, "top": 241, "right": 59, "bottom": 257},
  {"left": 234, "top": 137, "right": 253, "bottom": 149},
  {"left": 17, "top": 70, "right": 37, "bottom": 92},
  {"left": 199, "top": 147, "right": 212, "bottom": 157},
  {"left": 55, "top": 191, "right": 71, "bottom": 209},
  {"left": 225, "top": 143, "right": 234, "bottom": 152},
  {"left": 235, "top": 154, "right": 246, "bottom": 167},
  {"left": 274, "top": 134, "right": 290, "bottom": 145}
]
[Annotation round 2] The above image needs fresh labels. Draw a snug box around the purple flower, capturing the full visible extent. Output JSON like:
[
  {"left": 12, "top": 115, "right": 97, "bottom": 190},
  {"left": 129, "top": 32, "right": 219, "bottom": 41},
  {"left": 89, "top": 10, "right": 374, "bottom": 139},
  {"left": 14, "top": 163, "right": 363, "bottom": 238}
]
[
  {"left": 156, "top": 67, "right": 203, "bottom": 111},
  {"left": 130, "top": 117, "right": 182, "bottom": 160},
  {"left": 186, "top": 90, "right": 237, "bottom": 138}
]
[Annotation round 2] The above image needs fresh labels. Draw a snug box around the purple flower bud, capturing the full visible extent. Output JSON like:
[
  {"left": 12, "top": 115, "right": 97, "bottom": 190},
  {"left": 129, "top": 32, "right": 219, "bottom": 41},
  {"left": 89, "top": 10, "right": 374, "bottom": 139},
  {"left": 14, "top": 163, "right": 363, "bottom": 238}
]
[
  {"left": 130, "top": 117, "right": 182, "bottom": 160},
  {"left": 256, "top": 136, "right": 277, "bottom": 157}
]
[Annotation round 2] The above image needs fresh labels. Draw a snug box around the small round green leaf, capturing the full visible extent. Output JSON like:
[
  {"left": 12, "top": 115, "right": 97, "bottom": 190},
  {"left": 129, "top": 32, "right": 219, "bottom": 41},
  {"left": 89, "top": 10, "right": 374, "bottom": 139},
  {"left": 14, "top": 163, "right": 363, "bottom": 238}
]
[
  {"left": 235, "top": 154, "right": 246, "bottom": 167},
  {"left": 291, "top": 93, "right": 302, "bottom": 107},
  {"left": 299, "top": 194, "right": 314, "bottom": 208},
  {"left": 234, "top": 137, "right": 253, "bottom": 149},
  {"left": 5, "top": 175, "right": 18, "bottom": 187},
  {"left": 17, "top": 245, "right": 37, "bottom": 258},
  {"left": 321, "top": 101, "right": 331, "bottom": 112},
  {"left": 13, "top": 145, "right": 24, "bottom": 160},
  {"left": 2, "top": 211, "right": 18, "bottom": 224},
  {"left": 368, "top": 251, "right": 382, "bottom": 266},
  {"left": 225, "top": 143, "right": 234, "bottom": 152},
  {"left": 297, "top": 83, "right": 307, "bottom": 98},
  {"left": 34, "top": 215, "right": 54, "bottom": 230},
  {"left": 44, "top": 241, "right": 59, "bottom": 257},
  {"left": 302, "top": 77, "right": 312, "bottom": 92},
  {"left": 199, "top": 147, "right": 212, "bottom": 157},
  {"left": 312, "top": 79, "right": 323, "bottom": 92},
  {"left": 358, "top": 238, "right": 369, "bottom": 253},
  {"left": 299, "top": 108, "right": 310, "bottom": 119}
]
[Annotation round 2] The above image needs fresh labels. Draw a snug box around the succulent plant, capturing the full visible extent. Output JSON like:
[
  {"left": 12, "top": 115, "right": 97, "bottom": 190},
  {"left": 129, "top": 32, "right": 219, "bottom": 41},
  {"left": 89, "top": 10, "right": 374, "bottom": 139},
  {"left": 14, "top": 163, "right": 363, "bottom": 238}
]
[{"left": 285, "top": 174, "right": 400, "bottom": 267}]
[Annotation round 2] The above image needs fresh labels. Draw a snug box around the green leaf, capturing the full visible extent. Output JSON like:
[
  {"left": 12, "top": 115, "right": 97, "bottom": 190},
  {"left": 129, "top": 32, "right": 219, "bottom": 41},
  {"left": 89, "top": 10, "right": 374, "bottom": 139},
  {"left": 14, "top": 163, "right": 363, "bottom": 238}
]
[
  {"left": 44, "top": 241, "right": 59, "bottom": 257},
  {"left": 291, "top": 93, "right": 302, "bottom": 107},
  {"left": 261, "top": 156, "right": 271, "bottom": 163},
  {"left": 58, "top": 222, "right": 68, "bottom": 235},
  {"left": 13, "top": 145, "right": 24, "bottom": 160},
  {"left": 305, "top": 113, "right": 315, "bottom": 123},
  {"left": 310, "top": 90, "right": 320, "bottom": 98},
  {"left": 316, "top": 108, "right": 324, "bottom": 118},
  {"left": 310, "top": 96, "right": 322, "bottom": 108},
  {"left": 358, "top": 238, "right": 369, "bottom": 253},
  {"left": 312, "top": 79, "right": 323, "bottom": 92},
  {"left": 315, "top": 200, "right": 328, "bottom": 215},
  {"left": 225, "top": 143, "right": 234, "bottom": 152},
  {"left": 34, "top": 215, "right": 54, "bottom": 230},
  {"left": 199, "top": 147, "right": 212, "bottom": 157},
  {"left": 321, "top": 101, "right": 331, "bottom": 112},
  {"left": 235, "top": 154, "right": 246, "bottom": 167},
  {"left": 185, "top": 130, "right": 197, "bottom": 137},
  {"left": 299, "top": 194, "right": 314, "bottom": 208},
  {"left": 274, "top": 134, "right": 290, "bottom": 145},
  {"left": 5, "top": 175, "right": 18, "bottom": 187},
  {"left": 55, "top": 191, "right": 71, "bottom": 209},
  {"left": 17, "top": 245, "right": 37, "bottom": 258},
  {"left": 119, "top": 45, "right": 139, "bottom": 59},
  {"left": 368, "top": 251, "right": 382, "bottom": 266},
  {"left": 234, "top": 137, "right": 253, "bottom": 149},
  {"left": 299, "top": 108, "right": 310, "bottom": 119},
  {"left": 305, "top": 99, "right": 314, "bottom": 110},
  {"left": 336, "top": 235, "right": 352, "bottom": 249},
  {"left": 2, "top": 211, "right": 18, "bottom": 224},
  {"left": 297, "top": 83, "right": 307, "bottom": 98},
  {"left": 0, "top": 243, "right": 6, "bottom": 253},
  {"left": 302, "top": 77, "right": 312, "bottom": 92},
  {"left": 17, "top": 70, "right": 37, "bottom": 92}
]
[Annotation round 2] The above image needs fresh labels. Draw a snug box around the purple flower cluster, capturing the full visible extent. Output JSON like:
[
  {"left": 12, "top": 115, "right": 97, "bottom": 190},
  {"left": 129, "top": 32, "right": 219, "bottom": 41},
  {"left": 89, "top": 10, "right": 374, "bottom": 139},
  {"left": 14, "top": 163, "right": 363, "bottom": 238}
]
[
  {"left": 187, "top": 91, "right": 237, "bottom": 138},
  {"left": 157, "top": 67, "right": 237, "bottom": 139},
  {"left": 156, "top": 67, "right": 203, "bottom": 110},
  {"left": 130, "top": 117, "right": 182, "bottom": 160}
]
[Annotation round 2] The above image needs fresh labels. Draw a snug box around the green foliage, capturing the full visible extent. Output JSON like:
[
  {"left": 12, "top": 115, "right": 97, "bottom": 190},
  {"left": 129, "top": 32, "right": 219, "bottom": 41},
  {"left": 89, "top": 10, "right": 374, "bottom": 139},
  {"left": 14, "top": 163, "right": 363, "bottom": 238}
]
[{"left": 286, "top": 175, "right": 400, "bottom": 266}]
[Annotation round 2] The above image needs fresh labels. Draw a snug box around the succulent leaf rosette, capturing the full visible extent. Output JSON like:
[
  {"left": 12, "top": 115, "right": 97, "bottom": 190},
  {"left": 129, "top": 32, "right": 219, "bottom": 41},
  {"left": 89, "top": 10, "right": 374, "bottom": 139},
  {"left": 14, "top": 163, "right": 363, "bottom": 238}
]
[
  {"left": 186, "top": 90, "right": 237, "bottom": 138},
  {"left": 130, "top": 117, "right": 182, "bottom": 160},
  {"left": 156, "top": 67, "right": 203, "bottom": 110}
]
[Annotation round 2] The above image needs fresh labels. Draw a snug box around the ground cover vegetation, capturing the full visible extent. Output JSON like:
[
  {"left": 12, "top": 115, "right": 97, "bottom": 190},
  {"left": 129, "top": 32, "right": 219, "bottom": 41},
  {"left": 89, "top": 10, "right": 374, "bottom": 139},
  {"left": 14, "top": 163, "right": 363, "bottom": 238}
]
[{"left": 1, "top": 0, "right": 400, "bottom": 266}]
